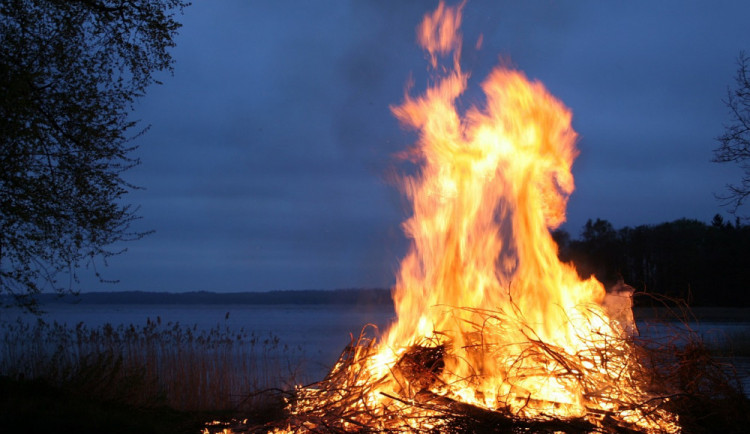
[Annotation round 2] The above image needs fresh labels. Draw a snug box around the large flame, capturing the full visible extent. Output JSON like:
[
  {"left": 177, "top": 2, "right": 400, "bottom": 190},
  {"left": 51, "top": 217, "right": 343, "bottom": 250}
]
[
  {"left": 380, "top": 0, "right": 609, "bottom": 409},
  {"left": 288, "top": 3, "right": 679, "bottom": 432}
]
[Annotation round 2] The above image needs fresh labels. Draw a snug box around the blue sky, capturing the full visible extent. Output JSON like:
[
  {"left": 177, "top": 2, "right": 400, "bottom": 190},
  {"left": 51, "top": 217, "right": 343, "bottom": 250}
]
[{"left": 85, "top": 0, "right": 750, "bottom": 293}]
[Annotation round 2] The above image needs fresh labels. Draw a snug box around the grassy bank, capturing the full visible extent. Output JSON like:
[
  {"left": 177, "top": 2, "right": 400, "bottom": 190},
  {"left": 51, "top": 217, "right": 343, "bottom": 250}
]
[{"left": 0, "top": 318, "right": 303, "bottom": 432}]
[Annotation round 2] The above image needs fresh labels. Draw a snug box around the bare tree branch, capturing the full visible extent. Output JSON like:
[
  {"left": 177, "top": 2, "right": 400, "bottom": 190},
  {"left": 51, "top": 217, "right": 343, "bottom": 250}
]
[{"left": 714, "top": 51, "right": 750, "bottom": 215}]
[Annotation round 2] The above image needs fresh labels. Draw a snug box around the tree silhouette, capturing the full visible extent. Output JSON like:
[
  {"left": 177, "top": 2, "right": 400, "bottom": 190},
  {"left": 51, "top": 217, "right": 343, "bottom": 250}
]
[
  {"left": 714, "top": 51, "right": 750, "bottom": 216},
  {"left": 557, "top": 218, "right": 750, "bottom": 307},
  {"left": 1, "top": 0, "right": 188, "bottom": 311},
  {"left": 564, "top": 219, "right": 624, "bottom": 288}
]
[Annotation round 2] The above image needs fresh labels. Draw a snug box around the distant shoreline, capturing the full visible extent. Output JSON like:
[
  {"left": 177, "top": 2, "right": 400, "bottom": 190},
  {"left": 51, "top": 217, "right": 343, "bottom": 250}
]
[
  {"left": 20, "top": 288, "right": 394, "bottom": 306},
  {"left": 7, "top": 290, "right": 750, "bottom": 322}
]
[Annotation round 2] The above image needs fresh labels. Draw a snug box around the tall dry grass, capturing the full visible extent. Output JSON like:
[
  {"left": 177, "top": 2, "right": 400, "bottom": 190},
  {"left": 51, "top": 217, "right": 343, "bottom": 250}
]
[{"left": 0, "top": 317, "right": 306, "bottom": 412}]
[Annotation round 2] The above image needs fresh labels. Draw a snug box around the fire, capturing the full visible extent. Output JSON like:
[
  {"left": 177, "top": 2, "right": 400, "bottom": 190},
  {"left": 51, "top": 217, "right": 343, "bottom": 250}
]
[{"left": 286, "top": 2, "right": 679, "bottom": 432}]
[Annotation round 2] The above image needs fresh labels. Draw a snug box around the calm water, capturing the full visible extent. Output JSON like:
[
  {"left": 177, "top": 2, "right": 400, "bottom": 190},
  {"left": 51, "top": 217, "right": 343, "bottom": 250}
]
[
  {"left": 1, "top": 303, "right": 396, "bottom": 380},
  {"left": 3, "top": 303, "right": 748, "bottom": 390}
]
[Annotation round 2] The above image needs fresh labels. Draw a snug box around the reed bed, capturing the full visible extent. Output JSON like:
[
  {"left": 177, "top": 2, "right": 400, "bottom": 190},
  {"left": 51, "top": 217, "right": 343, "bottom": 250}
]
[{"left": 0, "top": 317, "right": 306, "bottom": 412}]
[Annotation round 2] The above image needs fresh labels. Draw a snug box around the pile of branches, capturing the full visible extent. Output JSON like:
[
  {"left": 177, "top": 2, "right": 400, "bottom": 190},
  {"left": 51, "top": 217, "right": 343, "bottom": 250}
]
[
  {"left": 214, "top": 303, "right": 749, "bottom": 433},
  {"left": 281, "top": 341, "right": 606, "bottom": 433}
]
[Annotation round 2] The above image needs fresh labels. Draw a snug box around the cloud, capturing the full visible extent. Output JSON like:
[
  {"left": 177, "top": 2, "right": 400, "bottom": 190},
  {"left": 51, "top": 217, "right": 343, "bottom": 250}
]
[{"left": 87, "top": 1, "right": 750, "bottom": 293}]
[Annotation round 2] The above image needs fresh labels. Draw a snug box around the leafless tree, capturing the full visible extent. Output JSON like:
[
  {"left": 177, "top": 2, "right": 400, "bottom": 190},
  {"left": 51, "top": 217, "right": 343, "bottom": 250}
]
[{"left": 714, "top": 51, "right": 750, "bottom": 216}]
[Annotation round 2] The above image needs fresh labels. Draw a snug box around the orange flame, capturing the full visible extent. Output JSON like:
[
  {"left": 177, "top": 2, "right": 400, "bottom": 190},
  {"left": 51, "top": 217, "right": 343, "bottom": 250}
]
[
  {"left": 371, "top": 2, "right": 676, "bottom": 428},
  {"left": 382, "top": 0, "right": 608, "bottom": 397}
]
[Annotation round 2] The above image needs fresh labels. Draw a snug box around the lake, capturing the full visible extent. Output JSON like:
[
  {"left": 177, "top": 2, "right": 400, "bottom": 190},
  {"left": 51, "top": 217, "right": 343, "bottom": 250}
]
[
  {"left": 1, "top": 303, "right": 397, "bottom": 381},
  {"left": 3, "top": 303, "right": 748, "bottom": 391}
]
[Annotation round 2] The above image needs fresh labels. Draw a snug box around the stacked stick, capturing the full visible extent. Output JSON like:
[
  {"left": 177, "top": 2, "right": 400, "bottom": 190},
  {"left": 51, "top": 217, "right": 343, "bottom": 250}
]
[
  {"left": 212, "top": 301, "right": 749, "bottom": 433},
  {"left": 278, "top": 307, "right": 683, "bottom": 433}
]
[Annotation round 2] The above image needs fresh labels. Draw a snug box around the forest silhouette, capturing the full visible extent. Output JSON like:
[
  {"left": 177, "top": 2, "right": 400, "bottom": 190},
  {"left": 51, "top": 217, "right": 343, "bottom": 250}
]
[{"left": 554, "top": 215, "right": 750, "bottom": 307}]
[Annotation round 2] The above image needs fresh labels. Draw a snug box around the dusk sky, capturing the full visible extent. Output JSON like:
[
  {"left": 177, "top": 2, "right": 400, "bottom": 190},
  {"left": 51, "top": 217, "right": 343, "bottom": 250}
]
[{"left": 84, "top": 1, "right": 750, "bottom": 293}]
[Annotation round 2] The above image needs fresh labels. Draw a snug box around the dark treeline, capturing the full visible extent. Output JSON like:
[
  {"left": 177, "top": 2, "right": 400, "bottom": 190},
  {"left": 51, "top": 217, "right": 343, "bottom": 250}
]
[{"left": 554, "top": 215, "right": 750, "bottom": 307}]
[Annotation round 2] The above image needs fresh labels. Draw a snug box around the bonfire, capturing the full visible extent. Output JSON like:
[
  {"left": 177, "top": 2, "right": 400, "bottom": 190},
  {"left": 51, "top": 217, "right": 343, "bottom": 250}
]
[
  {"left": 198, "top": 4, "right": 750, "bottom": 433},
  {"left": 268, "top": 3, "right": 685, "bottom": 433},
  {"left": 195, "top": 2, "right": 750, "bottom": 433}
]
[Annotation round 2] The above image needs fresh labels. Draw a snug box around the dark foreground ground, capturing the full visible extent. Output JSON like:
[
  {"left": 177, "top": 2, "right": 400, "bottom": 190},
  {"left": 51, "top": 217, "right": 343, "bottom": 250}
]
[
  {"left": 5, "top": 372, "right": 750, "bottom": 434},
  {"left": 0, "top": 376, "right": 231, "bottom": 434}
]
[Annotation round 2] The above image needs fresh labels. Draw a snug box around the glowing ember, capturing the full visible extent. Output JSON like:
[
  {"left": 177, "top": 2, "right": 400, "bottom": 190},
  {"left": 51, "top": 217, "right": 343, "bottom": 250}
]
[{"left": 286, "top": 2, "right": 679, "bottom": 432}]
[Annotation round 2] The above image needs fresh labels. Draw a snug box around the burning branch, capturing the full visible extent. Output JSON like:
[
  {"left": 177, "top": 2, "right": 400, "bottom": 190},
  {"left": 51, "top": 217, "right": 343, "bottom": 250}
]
[{"left": 278, "top": 309, "right": 680, "bottom": 433}]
